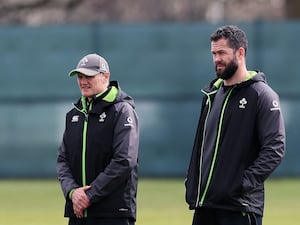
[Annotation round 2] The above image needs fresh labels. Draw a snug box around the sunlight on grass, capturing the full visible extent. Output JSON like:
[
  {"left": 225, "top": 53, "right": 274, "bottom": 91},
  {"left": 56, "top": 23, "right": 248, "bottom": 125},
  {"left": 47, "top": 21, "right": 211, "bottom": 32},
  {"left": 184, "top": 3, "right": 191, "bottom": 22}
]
[
  {"left": 0, "top": 179, "right": 66, "bottom": 225},
  {"left": 264, "top": 179, "right": 300, "bottom": 225},
  {"left": 137, "top": 178, "right": 193, "bottom": 225},
  {"left": 0, "top": 178, "right": 299, "bottom": 225}
]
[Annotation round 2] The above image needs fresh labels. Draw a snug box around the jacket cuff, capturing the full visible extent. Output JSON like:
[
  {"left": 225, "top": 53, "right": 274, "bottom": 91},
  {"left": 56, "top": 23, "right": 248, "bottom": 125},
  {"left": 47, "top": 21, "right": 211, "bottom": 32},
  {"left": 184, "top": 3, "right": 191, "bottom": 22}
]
[
  {"left": 68, "top": 189, "right": 75, "bottom": 200},
  {"left": 86, "top": 189, "right": 97, "bottom": 203}
]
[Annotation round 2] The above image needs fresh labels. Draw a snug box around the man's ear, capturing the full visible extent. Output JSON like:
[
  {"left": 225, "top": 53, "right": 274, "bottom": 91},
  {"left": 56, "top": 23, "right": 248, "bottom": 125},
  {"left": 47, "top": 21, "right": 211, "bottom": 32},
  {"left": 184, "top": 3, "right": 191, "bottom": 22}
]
[
  {"left": 103, "top": 72, "right": 110, "bottom": 83},
  {"left": 238, "top": 47, "right": 246, "bottom": 58}
]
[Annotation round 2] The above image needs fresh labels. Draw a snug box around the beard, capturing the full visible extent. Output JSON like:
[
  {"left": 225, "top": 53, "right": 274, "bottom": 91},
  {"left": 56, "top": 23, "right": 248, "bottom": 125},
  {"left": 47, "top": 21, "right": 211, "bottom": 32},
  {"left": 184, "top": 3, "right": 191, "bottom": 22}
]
[{"left": 215, "top": 57, "right": 238, "bottom": 80}]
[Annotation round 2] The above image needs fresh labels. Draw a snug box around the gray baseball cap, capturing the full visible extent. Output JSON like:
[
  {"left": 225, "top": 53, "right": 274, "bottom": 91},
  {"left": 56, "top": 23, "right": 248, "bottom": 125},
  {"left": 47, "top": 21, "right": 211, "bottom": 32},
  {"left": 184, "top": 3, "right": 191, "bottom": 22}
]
[{"left": 69, "top": 53, "right": 110, "bottom": 77}]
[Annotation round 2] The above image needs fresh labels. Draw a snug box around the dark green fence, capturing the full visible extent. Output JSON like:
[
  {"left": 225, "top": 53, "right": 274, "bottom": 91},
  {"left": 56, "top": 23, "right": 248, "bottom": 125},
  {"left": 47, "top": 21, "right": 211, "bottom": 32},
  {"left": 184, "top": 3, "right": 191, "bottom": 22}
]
[{"left": 0, "top": 22, "right": 299, "bottom": 177}]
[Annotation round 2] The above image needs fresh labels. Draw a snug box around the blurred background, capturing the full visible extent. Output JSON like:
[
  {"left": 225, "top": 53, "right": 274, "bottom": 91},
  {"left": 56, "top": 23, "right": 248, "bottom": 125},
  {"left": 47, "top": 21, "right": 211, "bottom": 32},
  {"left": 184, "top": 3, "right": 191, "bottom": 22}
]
[{"left": 0, "top": 0, "right": 299, "bottom": 178}]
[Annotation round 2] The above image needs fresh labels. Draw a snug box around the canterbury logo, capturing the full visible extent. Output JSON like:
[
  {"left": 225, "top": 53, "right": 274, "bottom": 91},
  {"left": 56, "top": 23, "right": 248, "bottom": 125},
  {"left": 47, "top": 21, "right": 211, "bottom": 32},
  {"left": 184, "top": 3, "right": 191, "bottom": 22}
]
[{"left": 71, "top": 115, "right": 79, "bottom": 122}]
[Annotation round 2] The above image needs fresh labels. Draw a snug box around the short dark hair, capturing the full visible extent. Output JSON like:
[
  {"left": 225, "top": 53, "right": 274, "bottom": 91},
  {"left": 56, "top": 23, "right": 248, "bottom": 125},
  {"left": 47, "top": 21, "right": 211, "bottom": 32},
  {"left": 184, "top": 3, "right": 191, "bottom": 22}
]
[{"left": 210, "top": 25, "right": 248, "bottom": 55}]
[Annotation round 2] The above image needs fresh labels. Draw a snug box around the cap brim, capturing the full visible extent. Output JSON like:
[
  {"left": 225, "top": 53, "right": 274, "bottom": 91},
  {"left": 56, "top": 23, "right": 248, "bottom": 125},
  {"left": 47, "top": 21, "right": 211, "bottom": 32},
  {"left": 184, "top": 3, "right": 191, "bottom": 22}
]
[{"left": 69, "top": 68, "right": 99, "bottom": 77}]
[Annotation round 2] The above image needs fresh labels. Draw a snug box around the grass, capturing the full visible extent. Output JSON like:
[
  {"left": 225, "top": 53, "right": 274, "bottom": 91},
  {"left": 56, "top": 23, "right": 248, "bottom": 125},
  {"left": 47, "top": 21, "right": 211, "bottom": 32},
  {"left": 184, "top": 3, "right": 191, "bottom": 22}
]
[
  {"left": 264, "top": 179, "right": 300, "bottom": 225},
  {"left": 0, "top": 178, "right": 299, "bottom": 225}
]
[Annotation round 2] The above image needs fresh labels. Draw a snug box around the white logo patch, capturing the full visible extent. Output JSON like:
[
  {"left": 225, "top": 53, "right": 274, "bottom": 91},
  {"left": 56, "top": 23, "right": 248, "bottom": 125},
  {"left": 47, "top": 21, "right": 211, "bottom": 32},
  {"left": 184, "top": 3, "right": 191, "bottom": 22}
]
[
  {"left": 99, "top": 112, "right": 107, "bottom": 122},
  {"left": 270, "top": 100, "right": 280, "bottom": 111},
  {"left": 124, "top": 116, "right": 134, "bottom": 127},
  {"left": 71, "top": 115, "right": 79, "bottom": 123},
  {"left": 239, "top": 98, "right": 247, "bottom": 109},
  {"left": 118, "top": 208, "right": 129, "bottom": 212},
  {"left": 79, "top": 57, "right": 88, "bottom": 66},
  {"left": 101, "top": 62, "right": 108, "bottom": 71}
]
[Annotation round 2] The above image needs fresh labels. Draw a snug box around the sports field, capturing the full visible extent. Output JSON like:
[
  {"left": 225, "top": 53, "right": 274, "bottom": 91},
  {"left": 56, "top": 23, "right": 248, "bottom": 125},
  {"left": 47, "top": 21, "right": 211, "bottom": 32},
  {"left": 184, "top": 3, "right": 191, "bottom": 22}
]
[{"left": 0, "top": 178, "right": 299, "bottom": 225}]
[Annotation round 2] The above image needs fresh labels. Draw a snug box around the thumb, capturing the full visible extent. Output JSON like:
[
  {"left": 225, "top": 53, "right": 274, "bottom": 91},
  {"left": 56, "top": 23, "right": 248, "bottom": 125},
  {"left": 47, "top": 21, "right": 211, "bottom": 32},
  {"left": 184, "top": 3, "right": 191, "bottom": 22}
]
[{"left": 82, "top": 185, "right": 92, "bottom": 191}]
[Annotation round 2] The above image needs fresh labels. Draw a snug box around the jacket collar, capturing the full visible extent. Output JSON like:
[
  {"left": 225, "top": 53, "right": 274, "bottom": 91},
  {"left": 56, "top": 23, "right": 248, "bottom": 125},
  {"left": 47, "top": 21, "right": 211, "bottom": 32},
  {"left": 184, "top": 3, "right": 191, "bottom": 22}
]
[{"left": 203, "top": 71, "right": 262, "bottom": 93}]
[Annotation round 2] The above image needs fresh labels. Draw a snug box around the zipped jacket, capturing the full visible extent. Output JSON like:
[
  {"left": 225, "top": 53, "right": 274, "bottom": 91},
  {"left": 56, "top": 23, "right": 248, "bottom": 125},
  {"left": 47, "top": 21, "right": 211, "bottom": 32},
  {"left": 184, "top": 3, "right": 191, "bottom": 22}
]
[
  {"left": 57, "top": 81, "right": 139, "bottom": 220},
  {"left": 185, "top": 71, "right": 285, "bottom": 216}
]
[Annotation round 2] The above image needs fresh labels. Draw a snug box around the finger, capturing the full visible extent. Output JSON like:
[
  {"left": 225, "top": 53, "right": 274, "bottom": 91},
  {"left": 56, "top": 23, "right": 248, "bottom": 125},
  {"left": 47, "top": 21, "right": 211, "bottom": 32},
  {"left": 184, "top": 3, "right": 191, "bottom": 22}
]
[
  {"left": 81, "top": 198, "right": 90, "bottom": 207},
  {"left": 74, "top": 207, "right": 83, "bottom": 218},
  {"left": 77, "top": 209, "right": 83, "bottom": 218},
  {"left": 78, "top": 194, "right": 91, "bottom": 207},
  {"left": 82, "top": 185, "right": 92, "bottom": 191}
]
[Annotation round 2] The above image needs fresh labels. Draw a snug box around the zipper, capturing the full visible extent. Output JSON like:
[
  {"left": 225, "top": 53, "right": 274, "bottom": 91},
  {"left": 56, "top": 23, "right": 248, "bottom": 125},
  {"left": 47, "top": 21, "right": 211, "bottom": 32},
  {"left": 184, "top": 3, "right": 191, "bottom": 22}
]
[
  {"left": 82, "top": 114, "right": 88, "bottom": 217},
  {"left": 195, "top": 89, "right": 215, "bottom": 207},
  {"left": 74, "top": 98, "right": 93, "bottom": 217},
  {"left": 196, "top": 87, "right": 235, "bottom": 207}
]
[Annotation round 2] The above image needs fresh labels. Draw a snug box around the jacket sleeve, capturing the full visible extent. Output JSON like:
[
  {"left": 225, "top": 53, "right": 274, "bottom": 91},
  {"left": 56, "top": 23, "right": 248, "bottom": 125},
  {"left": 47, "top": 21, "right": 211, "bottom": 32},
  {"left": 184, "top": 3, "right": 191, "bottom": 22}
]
[
  {"left": 86, "top": 102, "right": 139, "bottom": 203},
  {"left": 242, "top": 85, "right": 286, "bottom": 192},
  {"left": 57, "top": 130, "right": 80, "bottom": 199}
]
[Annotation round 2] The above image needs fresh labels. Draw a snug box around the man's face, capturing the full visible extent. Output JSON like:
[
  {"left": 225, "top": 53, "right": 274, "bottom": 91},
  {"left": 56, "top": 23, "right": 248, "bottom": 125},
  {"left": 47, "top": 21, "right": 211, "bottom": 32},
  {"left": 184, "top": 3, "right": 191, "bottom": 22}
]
[
  {"left": 211, "top": 38, "right": 238, "bottom": 80},
  {"left": 77, "top": 72, "right": 109, "bottom": 99}
]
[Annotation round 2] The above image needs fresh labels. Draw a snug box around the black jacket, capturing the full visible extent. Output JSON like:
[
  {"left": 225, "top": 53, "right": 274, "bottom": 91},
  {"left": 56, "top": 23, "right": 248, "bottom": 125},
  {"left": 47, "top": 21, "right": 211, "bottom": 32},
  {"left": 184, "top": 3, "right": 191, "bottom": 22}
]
[
  {"left": 185, "top": 72, "right": 285, "bottom": 216},
  {"left": 57, "top": 81, "right": 139, "bottom": 220}
]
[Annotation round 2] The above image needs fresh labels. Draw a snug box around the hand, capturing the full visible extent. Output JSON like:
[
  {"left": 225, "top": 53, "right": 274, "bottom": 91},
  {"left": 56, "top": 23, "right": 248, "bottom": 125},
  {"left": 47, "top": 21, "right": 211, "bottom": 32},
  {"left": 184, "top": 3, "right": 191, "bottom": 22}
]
[{"left": 71, "top": 186, "right": 91, "bottom": 218}]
